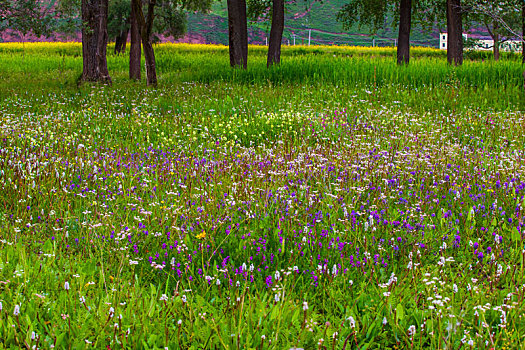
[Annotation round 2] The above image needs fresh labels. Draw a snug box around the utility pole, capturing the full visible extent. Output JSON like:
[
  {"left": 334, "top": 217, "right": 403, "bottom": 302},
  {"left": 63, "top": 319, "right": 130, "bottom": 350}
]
[
  {"left": 292, "top": 33, "right": 296, "bottom": 46},
  {"left": 308, "top": 29, "right": 311, "bottom": 46}
]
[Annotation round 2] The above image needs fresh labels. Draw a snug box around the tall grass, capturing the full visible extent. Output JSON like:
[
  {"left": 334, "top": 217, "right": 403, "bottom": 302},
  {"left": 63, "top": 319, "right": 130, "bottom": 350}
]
[
  {"left": 0, "top": 42, "right": 523, "bottom": 113},
  {"left": 0, "top": 43, "right": 523, "bottom": 89}
]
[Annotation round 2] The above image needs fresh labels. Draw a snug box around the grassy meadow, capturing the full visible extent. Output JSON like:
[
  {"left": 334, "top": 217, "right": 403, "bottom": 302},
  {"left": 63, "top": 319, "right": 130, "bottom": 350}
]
[{"left": 1, "top": 43, "right": 525, "bottom": 349}]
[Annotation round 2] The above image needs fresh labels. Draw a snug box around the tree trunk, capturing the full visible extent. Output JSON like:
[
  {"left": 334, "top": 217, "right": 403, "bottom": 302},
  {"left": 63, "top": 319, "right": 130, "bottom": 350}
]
[
  {"left": 114, "top": 29, "right": 128, "bottom": 55},
  {"left": 396, "top": 0, "right": 411, "bottom": 65},
  {"left": 129, "top": 0, "right": 141, "bottom": 80},
  {"left": 267, "top": 0, "right": 284, "bottom": 67},
  {"left": 114, "top": 35, "right": 122, "bottom": 55},
  {"left": 132, "top": 0, "right": 157, "bottom": 86},
  {"left": 240, "top": 0, "right": 248, "bottom": 66},
  {"left": 493, "top": 22, "right": 500, "bottom": 61},
  {"left": 115, "top": 28, "right": 128, "bottom": 54},
  {"left": 227, "top": 0, "right": 248, "bottom": 68},
  {"left": 227, "top": 0, "right": 241, "bottom": 67},
  {"left": 121, "top": 28, "right": 128, "bottom": 53},
  {"left": 96, "top": 0, "right": 110, "bottom": 80},
  {"left": 446, "top": 0, "right": 463, "bottom": 66},
  {"left": 81, "top": 0, "right": 111, "bottom": 82},
  {"left": 142, "top": 38, "right": 157, "bottom": 86}
]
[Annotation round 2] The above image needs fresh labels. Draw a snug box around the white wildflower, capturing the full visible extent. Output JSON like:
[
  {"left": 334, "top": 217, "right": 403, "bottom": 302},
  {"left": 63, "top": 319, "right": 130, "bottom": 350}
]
[{"left": 408, "top": 325, "right": 416, "bottom": 337}]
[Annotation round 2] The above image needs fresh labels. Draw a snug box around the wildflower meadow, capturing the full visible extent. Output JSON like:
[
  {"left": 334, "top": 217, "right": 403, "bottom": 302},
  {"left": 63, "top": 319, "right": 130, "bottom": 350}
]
[{"left": 1, "top": 43, "right": 525, "bottom": 349}]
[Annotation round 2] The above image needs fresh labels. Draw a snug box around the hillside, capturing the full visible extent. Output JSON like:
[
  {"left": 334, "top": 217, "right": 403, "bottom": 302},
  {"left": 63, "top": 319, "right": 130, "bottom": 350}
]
[
  {"left": 0, "top": 0, "right": 441, "bottom": 47},
  {"left": 185, "top": 0, "right": 440, "bottom": 47}
]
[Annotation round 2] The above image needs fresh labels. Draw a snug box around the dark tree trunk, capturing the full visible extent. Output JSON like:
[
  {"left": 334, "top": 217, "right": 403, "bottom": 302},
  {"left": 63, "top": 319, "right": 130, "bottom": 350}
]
[
  {"left": 121, "top": 29, "right": 128, "bottom": 53},
  {"left": 81, "top": 0, "right": 111, "bottom": 82},
  {"left": 142, "top": 39, "right": 157, "bottom": 86},
  {"left": 240, "top": 0, "right": 247, "bottom": 66},
  {"left": 227, "top": 0, "right": 248, "bottom": 68},
  {"left": 446, "top": 0, "right": 463, "bottom": 66},
  {"left": 114, "top": 35, "right": 122, "bottom": 54},
  {"left": 95, "top": 0, "right": 110, "bottom": 80},
  {"left": 129, "top": 0, "right": 141, "bottom": 80},
  {"left": 493, "top": 22, "right": 500, "bottom": 61},
  {"left": 396, "top": 0, "right": 411, "bottom": 65},
  {"left": 114, "top": 28, "right": 128, "bottom": 54},
  {"left": 227, "top": 0, "right": 240, "bottom": 66},
  {"left": 132, "top": 0, "right": 157, "bottom": 86},
  {"left": 267, "top": 0, "right": 284, "bottom": 67}
]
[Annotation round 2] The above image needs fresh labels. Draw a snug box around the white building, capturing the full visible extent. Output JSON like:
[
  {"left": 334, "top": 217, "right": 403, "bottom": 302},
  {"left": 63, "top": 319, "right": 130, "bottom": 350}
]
[
  {"left": 439, "top": 32, "right": 522, "bottom": 52},
  {"left": 439, "top": 32, "right": 468, "bottom": 50}
]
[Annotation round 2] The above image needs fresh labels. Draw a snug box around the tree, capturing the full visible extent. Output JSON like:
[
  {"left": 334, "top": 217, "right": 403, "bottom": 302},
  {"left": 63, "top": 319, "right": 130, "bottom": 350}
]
[
  {"left": 463, "top": 0, "right": 523, "bottom": 61},
  {"left": 463, "top": 0, "right": 521, "bottom": 61},
  {"left": 397, "top": 0, "right": 411, "bottom": 64},
  {"left": 446, "top": 0, "right": 463, "bottom": 65},
  {"left": 130, "top": 0, "right": 208, "bottom": 86},
  {"left": 108, "top": 0, "right": 131, "bottom": 54},
  {"left": 0, "top": 0, "right": 56, "bottom": 38},
  {"left": 337, "top": 0, "right": 389, "bottom": 37},
  {"left": 108, "top": 0, "right": 187, "bottom": 81},
  {"left": 0, "top": 0, "right": 6, "bottom": 31},
  {"left": 247, "top": 0, "right": 287, "bottom": 67},
  {"left": 81, "top": 0, "right": 111, "bottom": 82},
  {"left": 129, "top": 0, "right": 141, "bottom": 80},
  {"left": 227, "top": 0, "right": 248, "bottom": 68},
  {"left": 109, "top": 0, "right": 187, "bottom": 55},
  {"left": 131, "top": 0, "right": 157, "bottom": 86},
  {"left": 0, "top": 0, "right": 106, "bottom": 82},
  {"left": 247, "top": 0, "right": 286, "bottom": 67},
  {"left": 337, "top": 0, "right": 416, "bottom": 65},
  {"left": 266, "top": 0, "right": 284, "bottom": 67}
]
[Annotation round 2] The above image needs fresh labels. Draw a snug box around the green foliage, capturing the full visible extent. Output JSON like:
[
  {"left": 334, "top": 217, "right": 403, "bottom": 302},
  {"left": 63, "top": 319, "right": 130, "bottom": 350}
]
[
  {"left": 108, "top": 0, "right": 132, "bottom": 38},
  {"left": 337, "top": 0, "right": 391, "bottom": 32},
  {"left": 336, "top": 0, "right": 445, "bottom": 36},
  {"left": 108, "top": 0, "right": 191, "bottom": 41},
  {"left": 0, "top": 0, "right": 57, "bottom": 37},
  {"left": 463, "top": 0, "right": 523, "bottom": 42},
  {"left": 155, "top": 2, "right": 188, "bottom": 40}
]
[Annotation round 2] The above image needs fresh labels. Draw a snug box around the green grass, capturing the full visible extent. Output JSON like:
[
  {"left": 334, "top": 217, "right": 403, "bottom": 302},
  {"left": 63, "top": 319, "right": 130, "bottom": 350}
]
[{"left": 1, "top": 43, "right": 525, "bottom": 349}]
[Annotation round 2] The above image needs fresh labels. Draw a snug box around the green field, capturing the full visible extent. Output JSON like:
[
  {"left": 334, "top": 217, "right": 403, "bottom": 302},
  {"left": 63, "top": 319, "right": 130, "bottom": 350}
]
[{"left": 1, "top": 43, "right": 525, "bottom": 349}]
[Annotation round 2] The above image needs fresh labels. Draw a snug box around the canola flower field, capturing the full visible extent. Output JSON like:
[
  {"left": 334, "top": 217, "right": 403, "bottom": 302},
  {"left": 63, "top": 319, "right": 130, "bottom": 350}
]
[{"left": 1, "top": 43, "right": 525, "bottom": 349}]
